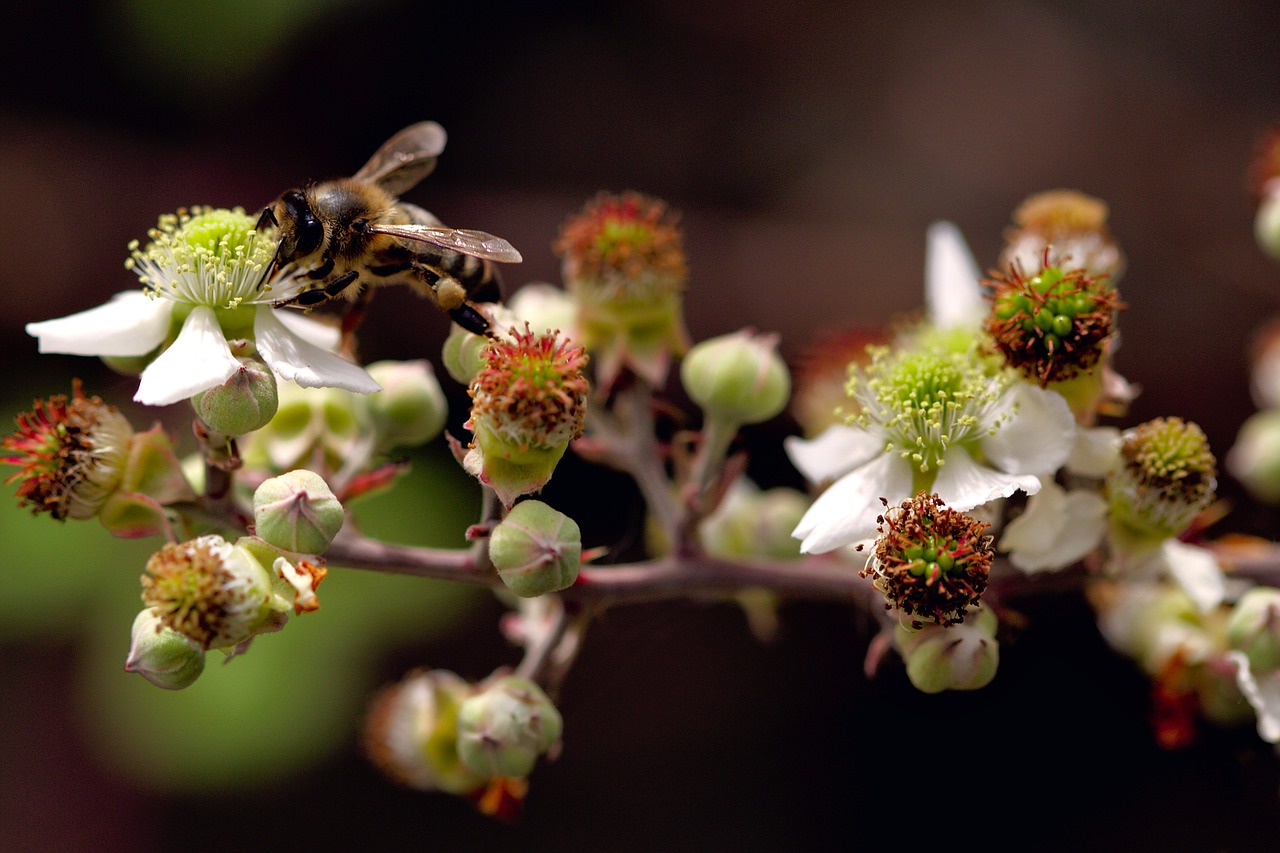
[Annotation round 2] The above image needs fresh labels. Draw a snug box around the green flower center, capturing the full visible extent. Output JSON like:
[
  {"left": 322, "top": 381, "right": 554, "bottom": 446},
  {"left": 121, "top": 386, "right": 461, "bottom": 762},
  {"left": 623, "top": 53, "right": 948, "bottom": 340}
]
[
  {"left": 127, "top": 207, "right": 276, "bottom": 309},
  {"left": 850, "top": 346, "right": 1005, "bottom": 475}
]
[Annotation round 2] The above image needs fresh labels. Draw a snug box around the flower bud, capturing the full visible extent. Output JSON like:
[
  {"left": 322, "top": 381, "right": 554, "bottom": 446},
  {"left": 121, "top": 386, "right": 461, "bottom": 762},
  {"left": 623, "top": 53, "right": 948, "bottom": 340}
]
[
  {"left": 464, "top": 325, "right": 589, "bottom": 506},
  {"left": 442, "top": 303, "right": 522, "bottom": 386},
  {"left": 489, "top": 500, "right": 582, "bottom": 597},
  {"left": 894, "top": 605, "right": 1000, "bottom": 693},
  {"left": 253, "top": 469, "right": 344, "bottom": 554},
  {"left": 863, "top": 493, "right": 993, "bottom": 628},
  {"left": 364, "top": 360, "right": 448, "bottom": 451},
  {"left": 456, "top": 676, "right": 563, "bottom": 779},
  {"left": 140, "top": 534, "right": 277, "bottom": 650},
  {"left": 1107, "top": 417, "right": 1217, "bottom": 541},
  {"left": 507, "top": 282, "right": 580, "bottom": 342},
  {"left": 1255, "top": 188, "right": 1280, "bottom": 262},
  {"left": 191, "top": 356, "right": 278, "bottom": 436},
  {"left": 363, "top": 669, "right": 489, "bottom": 795},
  {"left": 1227, "top": 409, "right": 1280, "bottom": 504},
  {"left": 554, "top": 191, "right": 690, "bottom": 388},
  {"left": 699, "top": 480, "right": 809, "bottom": 560},
  {"left": 124, "top": 607, "right": 206, "bottom": 690},
  {"left": 681, "top": 329, "right": 791, "bottom": 427},
  {"left": 1227, "top": 587, "right": 1280, "bottom": 673},
  {"left": 2, "top": 382, "right": 134, "bottom": 520},
  {"left": 238, "top": 381, "right": 375, "bottom": 479}
]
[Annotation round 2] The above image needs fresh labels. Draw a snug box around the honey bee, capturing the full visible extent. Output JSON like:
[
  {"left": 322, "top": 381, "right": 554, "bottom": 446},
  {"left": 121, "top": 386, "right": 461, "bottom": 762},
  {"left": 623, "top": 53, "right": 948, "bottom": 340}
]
[{"left": 256, "top": 121, "right": 522, "bottom": 336}]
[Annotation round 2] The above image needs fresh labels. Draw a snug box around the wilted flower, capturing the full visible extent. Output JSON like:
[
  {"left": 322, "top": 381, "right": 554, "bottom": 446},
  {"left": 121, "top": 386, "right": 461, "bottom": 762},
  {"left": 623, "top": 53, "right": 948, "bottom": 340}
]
[{"left": 464, "top": 325, "right": 589, "bottom": 506}]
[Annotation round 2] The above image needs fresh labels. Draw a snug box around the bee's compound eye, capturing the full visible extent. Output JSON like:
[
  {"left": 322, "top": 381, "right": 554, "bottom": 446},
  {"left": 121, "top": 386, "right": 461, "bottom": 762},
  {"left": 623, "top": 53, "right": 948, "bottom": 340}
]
[{"left": 295, "top": 213, "right": 324, "bottom": 258}]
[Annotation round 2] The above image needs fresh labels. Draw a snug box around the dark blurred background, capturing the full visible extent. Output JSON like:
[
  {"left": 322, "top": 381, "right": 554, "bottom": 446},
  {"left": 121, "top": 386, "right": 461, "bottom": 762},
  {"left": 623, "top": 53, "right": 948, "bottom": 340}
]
[{"left": 5, "top": 0, "right": 1280, "bottom": 850}]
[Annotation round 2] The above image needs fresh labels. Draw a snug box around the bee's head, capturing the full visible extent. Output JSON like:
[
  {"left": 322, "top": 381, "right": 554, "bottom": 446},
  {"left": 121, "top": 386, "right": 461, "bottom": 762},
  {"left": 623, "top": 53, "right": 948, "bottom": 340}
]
[
  {"left": 269, "top": 189, "right": 325, "bottom": 264},
  {"left": 256, "top": 189, "right": 325, "bottom": 290}
]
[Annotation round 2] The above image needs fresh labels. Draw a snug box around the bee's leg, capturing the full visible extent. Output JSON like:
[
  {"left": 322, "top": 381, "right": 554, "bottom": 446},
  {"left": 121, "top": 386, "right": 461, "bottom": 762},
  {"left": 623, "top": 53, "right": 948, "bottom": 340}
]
[
  {"left": 255, "top": 206, "right": 278, "bottom": 230},
  {"left": 339, "top": 284, "right": 379, "bottom": 358},
  {"left": 271, "top": 270, "right": 358, "bottom": 309},
  {"left": 448, "top": 303, "right": 493, "bottom": 337}
]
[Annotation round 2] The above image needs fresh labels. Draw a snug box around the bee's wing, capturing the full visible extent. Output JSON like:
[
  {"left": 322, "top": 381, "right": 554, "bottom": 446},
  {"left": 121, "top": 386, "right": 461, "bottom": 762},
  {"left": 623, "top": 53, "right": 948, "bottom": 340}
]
[
  {"left": 368, "top": 223, "right": 524, "bottom": 263},
  {"left": 353, "top": 122, "right": 448, "bottom": 197}
]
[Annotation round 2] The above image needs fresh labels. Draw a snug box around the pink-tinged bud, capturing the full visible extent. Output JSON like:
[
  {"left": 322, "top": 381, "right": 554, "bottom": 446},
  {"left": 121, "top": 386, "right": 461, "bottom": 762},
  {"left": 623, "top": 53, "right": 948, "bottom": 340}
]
[
  {"left": 253, "top": 469, "right": 345, "bottom": 554},
  {"left": 488, "top": 500, "right": 582, "bottom": 597}
]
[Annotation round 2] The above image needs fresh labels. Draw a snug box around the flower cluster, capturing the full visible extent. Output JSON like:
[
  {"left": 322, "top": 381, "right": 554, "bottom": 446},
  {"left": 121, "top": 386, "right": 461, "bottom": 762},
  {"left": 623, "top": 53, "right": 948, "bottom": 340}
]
[{"left": 10, "top": 119, "right": 1280, "bottom": 819}]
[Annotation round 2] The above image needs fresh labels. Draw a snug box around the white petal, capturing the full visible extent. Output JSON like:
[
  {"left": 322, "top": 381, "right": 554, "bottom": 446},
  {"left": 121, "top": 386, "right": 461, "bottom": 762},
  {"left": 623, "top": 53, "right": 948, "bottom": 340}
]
[
  {"left": 27, "top": 291, "right": 172, "bottom": 356},
  {"left": 1161, "top": 540, "right": 1226, "bottom": 613},
  {"left": 981, "top": 381, "right": 1075, "bottom": 476},
  {"left": 134, "top": 306, "right": 239, "bottom": 406},
  {"left": 932, "top": 447, "right": 1042, "bottom": 513},
  {"left": 1227, "top": 651, "right": 1280, "bottom": 743},
  {"left": 1067, "top": 426, "right": 1121, "bottom": 478},
  {"left": 254, "top": 307, "right": 381, "bottom": 394},
  {"left": 793, "top": 454, "right": 913, "bottom": 554},
  {"left": 274, "top": 310, "right": 342, "bottom": 351},
  {"left": 1000, "top": 478, "right": 1107, "bottom": 573},
  {"left": 924, "top": 221, "right": 986, "bottom": 329},
  {"left": 784, "top": 424, "right": 883, "bottom": 484}
]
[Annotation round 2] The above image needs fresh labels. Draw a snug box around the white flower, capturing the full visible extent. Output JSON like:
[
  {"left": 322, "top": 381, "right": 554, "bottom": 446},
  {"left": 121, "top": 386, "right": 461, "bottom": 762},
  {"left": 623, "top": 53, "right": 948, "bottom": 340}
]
[
  {"left": 924, "top": 221, "right": 987, "bottom": 331},
  {"left": 1107, "top": 538, "right": 1227, "bottom": 614},
  {"left": 1227, "top": 651, "right": 1280, "bottom": 743},
  {"left": 26, "top": 208, "right": 379, "bottom": 407},
  {"left": 787, "top": 346, "right": 1075, "bottom": 554},
  {"left": 999, "top": 477, "right": 1107, "bottom": 573}
]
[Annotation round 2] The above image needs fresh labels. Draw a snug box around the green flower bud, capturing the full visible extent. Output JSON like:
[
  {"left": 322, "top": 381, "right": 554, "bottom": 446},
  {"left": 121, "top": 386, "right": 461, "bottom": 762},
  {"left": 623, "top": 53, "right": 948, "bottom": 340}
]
[
  {"left": 124, "top": 608, "right": 206, "bottom": 690},
  {"left": 699, "top": 480, "right": 809, "bottom": 560},
  {"left": 253, "top": 469, "right": 344, "bottom": 554},
  {"left": 192, "top": 357, "right": 278, "bottom": 436},
  {"left": 442, "top": 304, "right": 522, "bottom": 386},
  {"left": 365, "top": 360, "right": 448, "bottom": 451},
  {"left": 1255, "top": 189, "right": 1280, "bottom": 262},
  {"left": 894, "top": 605, "right": 999, "bottom": 694},
  {"left": 1227, "top": 410, "right": 1280, "bottom": 504},
  {"left": 681, "top": 329, "right": 790, "bottom": 426},
  {"left": 239, "top": 381, "right": 375, "bottom": 478},
  {"left": 456, "top": 676, "right": 563, "bottom": 779},
  {"left": 1227, "top": 587, "right": 1280, "bottom": 673},
  {"left": 363, "top": 669, "right": 489, "bottom": 795},
  {"left": 489, "top": 500, "right": 582, "bottom": 597}
]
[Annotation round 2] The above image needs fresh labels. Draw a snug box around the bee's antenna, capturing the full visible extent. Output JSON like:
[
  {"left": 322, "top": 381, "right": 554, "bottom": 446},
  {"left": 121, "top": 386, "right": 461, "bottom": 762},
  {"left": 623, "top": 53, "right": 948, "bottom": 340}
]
[{"left": 254, "top": 206, "right": 282, "bottom": 291}]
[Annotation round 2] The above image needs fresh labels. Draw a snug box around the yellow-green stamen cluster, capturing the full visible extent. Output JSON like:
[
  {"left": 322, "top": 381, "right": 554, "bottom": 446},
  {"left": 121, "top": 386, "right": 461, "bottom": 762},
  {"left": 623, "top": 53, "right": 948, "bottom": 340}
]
[
  {"left": 140, "top": 535, "right": 269, "bottom": 649},
  {"left": 849, "top": 345, "right": 1007, "bottom": 477},
  {"left": 1, "top": 382, "right": 133, "bottom": 520},
  {"left": 1109, "top": 417, "right": 1217, "bottom": 539},
  {"left": 555, "top": 191, "right": 687, "bottom": 297},
  {"left": 126, "top": 207, "right": 276, "bottom": 309},
  {"left": 863, "top": 492, "right": 993, "bottom": 628},
  {"left": 985, "top": 265, "right": 1122, "bottom": 385},
  {"left": 469, "top": 324, "right": 590, "bottom": 451}
]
